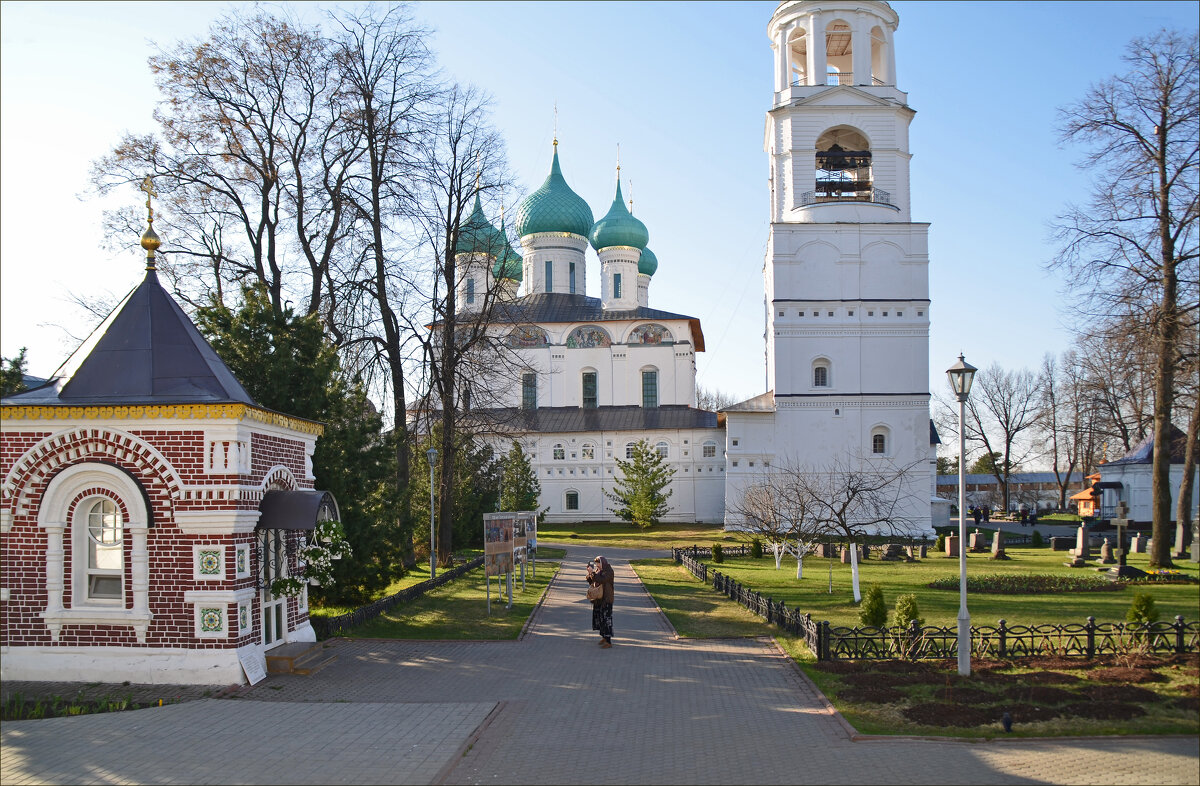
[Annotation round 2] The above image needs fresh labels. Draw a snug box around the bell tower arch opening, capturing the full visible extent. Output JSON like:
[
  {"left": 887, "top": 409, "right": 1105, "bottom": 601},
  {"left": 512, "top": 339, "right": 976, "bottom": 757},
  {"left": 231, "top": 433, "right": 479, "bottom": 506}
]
[
  {"left": 824, "top": 19, "right": 853, "bottom": 85},
  {"left": 814, "top": 126, "right": 873, "bottom": 203}
]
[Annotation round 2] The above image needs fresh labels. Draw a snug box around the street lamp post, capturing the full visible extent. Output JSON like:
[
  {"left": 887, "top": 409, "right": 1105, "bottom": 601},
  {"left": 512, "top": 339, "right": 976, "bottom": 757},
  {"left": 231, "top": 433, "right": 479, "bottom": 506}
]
[
  {"left": 427, "top": 447, "right": 438, "bottom": 579},
  {"left": 946, "top": 353, "right": 977, "bottom": 677}
]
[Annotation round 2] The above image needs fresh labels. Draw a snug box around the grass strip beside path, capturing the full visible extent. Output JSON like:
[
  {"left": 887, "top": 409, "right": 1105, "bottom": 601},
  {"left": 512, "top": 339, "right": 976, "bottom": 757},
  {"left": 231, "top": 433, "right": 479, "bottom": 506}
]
[
  {"left": 539, "top": 520, "right": 730, "bottom": 551},
  {"left": 346, "top": 560, "right": 560, "bottom": 640}
]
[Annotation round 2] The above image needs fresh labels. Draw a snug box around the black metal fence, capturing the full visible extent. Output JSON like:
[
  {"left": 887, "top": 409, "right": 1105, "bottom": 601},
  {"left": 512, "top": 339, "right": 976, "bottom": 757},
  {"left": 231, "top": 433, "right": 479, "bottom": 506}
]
[
  {"left": 310, "top": 556, "right": 484, "bottom": 639},
  {"left": 675, "top": 544, "right": 752, "bottom": 560},
  {"left": 672, "top": 550, "right": 1199, "bottom": 661}
]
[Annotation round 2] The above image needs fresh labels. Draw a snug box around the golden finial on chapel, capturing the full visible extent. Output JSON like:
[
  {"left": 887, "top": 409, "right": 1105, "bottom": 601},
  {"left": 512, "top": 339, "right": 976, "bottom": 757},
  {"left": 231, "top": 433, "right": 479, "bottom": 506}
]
[{"left": 139, "top": 176, "right": 161, "bottom": 271}]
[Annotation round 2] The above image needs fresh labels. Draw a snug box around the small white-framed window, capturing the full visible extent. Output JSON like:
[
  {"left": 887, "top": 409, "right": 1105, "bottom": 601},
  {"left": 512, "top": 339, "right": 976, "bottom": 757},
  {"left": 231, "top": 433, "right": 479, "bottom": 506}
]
[
  {"left": 625, "top": 442, "right": 636, "bottom": 459},
  {"left": 871, "top": 427, "right": 890, "bottom": 456},
  {"left": 553, "top": 443, "right": 565, "bottom": 461},
  {"left": 703, "top": 441, "right": 717, "bottom": 458},
  {"left": 84, "top": 498, "right": 123, "bottom": 601},
  {"left": 582, "top": 443, "right": 595, "bottom": 460},
  {"left": 565, "top": 490, "right": 580, "bottom": 511},
  {"left": 465, "top": 277, "right": 475, "bottom": 305},
  {"left": 813, "top": 362, "right": 830, "bottom": 388},
  {"left": 655, "top": 441, "right": 669, "bottom": 458}
]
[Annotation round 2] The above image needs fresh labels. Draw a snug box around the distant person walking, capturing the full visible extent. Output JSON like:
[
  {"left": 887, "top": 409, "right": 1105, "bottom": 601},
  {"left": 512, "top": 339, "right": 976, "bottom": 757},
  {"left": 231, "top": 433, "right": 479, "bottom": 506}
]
[
  {"left": 983, "top": 506, "right": 991, "bottom": 524},
  {"left": 586, "top": 556, "right": 615, "bottom": 648},
  {"left": 972, "top": 506, "right": 982, "bottom": 526}
]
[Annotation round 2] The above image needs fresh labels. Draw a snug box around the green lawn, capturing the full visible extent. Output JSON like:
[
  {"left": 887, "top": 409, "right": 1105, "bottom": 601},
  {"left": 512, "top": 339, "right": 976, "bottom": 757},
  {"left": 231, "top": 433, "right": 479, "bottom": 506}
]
[
  {"left": 538, "top": 520, "right": 731, "bottom": 550},
  {"left": 632, "top": 559, "right": 768, "bottom": 637},
  {"left": 346, "top": 560, "right": 560, "bottom": 639},
  {"left": 646, "top": 548, "right": 1199, "bottom": 628}
]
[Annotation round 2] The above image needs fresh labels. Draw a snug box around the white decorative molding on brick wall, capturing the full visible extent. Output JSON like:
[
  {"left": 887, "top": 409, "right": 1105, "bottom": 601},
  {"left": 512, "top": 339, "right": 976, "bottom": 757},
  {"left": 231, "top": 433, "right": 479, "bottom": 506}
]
[
  {"left": 175, "top": 510, "right": 260, "bottom": 535},
  {"left": 184, "top": 588, "right": 255, "bottom": 639},
  {"left": 0, "top": 509, "right": 11, "bottom": 533},
  {"left": 0, "top": 646, "right": 248, "bottom": 685}
]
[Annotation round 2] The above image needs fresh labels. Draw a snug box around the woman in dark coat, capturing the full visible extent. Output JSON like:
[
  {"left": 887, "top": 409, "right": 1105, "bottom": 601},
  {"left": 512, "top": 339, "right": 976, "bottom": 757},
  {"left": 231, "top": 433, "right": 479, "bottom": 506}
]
[{"left": 586, "top": 556, "right": 615, "bottom": 648}]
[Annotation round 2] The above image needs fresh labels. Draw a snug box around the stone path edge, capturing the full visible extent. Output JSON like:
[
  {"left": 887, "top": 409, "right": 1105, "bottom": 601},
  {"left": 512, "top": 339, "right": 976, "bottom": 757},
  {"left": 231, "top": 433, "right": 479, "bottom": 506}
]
[
  {"left": 518, "top": 561, "right": 562, "bottom": 641},
  {"left": 432, "top": 701, "right": 505, "bottom": 786}
]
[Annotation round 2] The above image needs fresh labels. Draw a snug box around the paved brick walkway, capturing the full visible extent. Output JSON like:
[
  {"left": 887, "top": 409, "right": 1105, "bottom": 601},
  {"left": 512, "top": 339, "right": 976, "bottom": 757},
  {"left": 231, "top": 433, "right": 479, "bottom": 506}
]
[{"left": 2, "top": 545, "right": 1197, "bottom": 785}]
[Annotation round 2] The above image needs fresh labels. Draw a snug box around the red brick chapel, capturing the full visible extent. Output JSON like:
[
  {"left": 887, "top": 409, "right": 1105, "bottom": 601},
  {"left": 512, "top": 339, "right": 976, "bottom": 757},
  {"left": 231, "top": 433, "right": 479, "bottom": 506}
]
[{"left": 1, "top": 199, "right": 337, "bottom": 685}]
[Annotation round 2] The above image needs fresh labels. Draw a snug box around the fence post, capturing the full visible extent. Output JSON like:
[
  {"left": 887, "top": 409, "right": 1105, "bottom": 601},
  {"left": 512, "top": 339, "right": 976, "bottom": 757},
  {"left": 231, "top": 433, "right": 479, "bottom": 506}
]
[
  {"left": 1086, "top": 616, "right": 1096, "bottom": 659},
  {"left": 822, "top": 620, "right": 832, "bottom": 660},
  {"left": 1176, "top": 615, "right": 1186, "bottom": 654},
  {"left": 998, "top": 619, "right": 1007, "bottom": 658}
]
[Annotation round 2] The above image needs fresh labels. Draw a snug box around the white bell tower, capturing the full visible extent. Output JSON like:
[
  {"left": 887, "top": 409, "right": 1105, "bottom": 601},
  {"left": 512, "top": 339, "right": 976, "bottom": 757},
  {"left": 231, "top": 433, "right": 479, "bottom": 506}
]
[{"left": 727, "top": 0, "right": 931, "bottom": 530}]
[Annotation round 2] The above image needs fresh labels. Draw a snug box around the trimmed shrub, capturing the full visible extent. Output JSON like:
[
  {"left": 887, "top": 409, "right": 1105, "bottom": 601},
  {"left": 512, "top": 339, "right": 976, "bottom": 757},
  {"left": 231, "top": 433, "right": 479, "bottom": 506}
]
[
  {"left": 1031, "top": 529, "right": 1044, "bottom": 548},
  {"left": 750, "top": 538, "right": 764, "bottom": 559},
  {"left": 859, "top": 584, "right": 887, "bottom": 628},
  {"left": 893, "top": 593, "right": 924, "bottom": 628},
  {"left": 711, "top": 543, "right": 724, "bottom": 563},
  {"left": 935, "top": 532, "right": 946, "bottom": 553},
  {"left": 1126, "top": 593, "right": 1160, "bottom": 624}
]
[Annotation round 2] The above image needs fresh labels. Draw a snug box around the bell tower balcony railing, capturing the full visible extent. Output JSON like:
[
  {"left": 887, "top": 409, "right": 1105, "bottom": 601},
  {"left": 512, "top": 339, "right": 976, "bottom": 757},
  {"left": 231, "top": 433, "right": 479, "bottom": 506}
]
[
  {"left": 799, "top": 183, "right": 893, "bottom": 206},
  {"left": 792, "top": 74, "right": 889, "bottom": 87}
]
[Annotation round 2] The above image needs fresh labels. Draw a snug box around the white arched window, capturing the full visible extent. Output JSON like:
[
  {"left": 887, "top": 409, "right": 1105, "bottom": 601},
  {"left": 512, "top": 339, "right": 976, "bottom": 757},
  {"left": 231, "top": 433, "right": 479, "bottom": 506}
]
[
  {"left": 871, "top": 426, "right": 890, "bottom": 456},
  {"left": 625, "top": 443, "right": 636, "bottom": 460},
  {"left": 655, "top": 441, "right": 669, "bottom": 459},
  {"left": 37, "top": 461, "right": 153, "bottom": 642},
  {"left": 641, "top": 368, "right": 659, "bottom": 409},
  {"left": 581, "top": 443, "right": 595, "bottom": 460},
  {"left": 553, "top": 443, "right": 565, "bottom": 461},
  {"left": 83, "top": 497, "right": 123, "bottom": 601},
  {"left": 813, "top": 359, "right": 831, "bottom": 388},
  {"left": 702, "top": 440, "right": 718, "bottom": 458},
  {"left": 565, "top": 490, "right": 580, "bottom": 511}
]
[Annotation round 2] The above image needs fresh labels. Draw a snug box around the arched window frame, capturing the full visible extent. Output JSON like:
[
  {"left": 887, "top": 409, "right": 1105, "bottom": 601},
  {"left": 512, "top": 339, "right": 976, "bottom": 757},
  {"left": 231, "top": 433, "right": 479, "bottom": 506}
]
[
  {"left": 625, "top": 442, "right": 636, "bottom": 460},
  {"left": 581, "top": 369, "right": 598, "bottom": 409},
  {"left": 641, "top": 366, "right": 659, "bottom": 409},
  {"left": 702, "top": 440, "right": 718, "bottom": 459},
  {"left": 581, "top": 443, "right": 595, "bottom": 461},
  {"left": 812, "top": 358, "right": 832, "bottom": 388},
  {"left": 655, "top": 441, "right": 669, "bottom": 459},
  {"left": 552, "top": 443, "right": 565, "bottom": 461},
  {"left": 564, "top": 489, "right": 580, "bottom": 511},
  {"left": 870, "top": 425, "right": 891, "bottom": 457}
]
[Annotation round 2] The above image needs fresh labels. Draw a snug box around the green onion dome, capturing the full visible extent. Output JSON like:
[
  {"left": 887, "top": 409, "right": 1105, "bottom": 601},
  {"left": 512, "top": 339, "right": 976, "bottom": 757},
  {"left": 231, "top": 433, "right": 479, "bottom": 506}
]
[
  {"left": 492, "top": 218, "right": 523, "bottom": 282},
  {"left": 514, "top": 147, "right": 594, "bottom": 238},
  {"left": 589, "top": 180, "right": 648, "bottom": 251},
  {"left": 457, "top": 195, "right": 509, "bottom": 257},
  {"left": 637, "top": 246, "right": 658, "bottom": 276}
]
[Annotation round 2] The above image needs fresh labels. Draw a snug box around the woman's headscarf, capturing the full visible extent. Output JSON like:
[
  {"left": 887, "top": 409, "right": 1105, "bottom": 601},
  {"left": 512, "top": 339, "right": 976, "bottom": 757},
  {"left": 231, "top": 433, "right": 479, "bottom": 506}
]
[{"left": 594, "top": 556, "right": 613, "bottom": 580}]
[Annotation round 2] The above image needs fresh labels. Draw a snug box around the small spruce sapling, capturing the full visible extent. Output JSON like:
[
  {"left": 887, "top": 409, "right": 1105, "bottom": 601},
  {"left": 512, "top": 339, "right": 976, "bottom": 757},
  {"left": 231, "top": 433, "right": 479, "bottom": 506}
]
[
  {"left": 935, "top": 532, "right": 946, "bottom": 553},
  {"left": 711, "top": 543, "right": 724, "bottom": 563},
  {"left": 750, "top": 538, "right": 764, "bottom": 559},
  {"left": 893, "top": 593, "right": 924, "bottom": 629},
  {"left": 1031, "top": 530, "right": 1043, "bottom": 548},
  {"left": 1126, "top": 593, "right": 1160, "bottom": 624},
  {"left": 859, "top": 584, "right": 887, "bottom": 628}
]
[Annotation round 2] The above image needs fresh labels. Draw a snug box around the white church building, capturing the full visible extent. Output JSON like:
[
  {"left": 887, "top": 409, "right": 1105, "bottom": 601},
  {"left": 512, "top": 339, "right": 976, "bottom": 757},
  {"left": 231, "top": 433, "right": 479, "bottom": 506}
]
[{"left": 453, "top": 0, "right": 934, "bottom": 531}]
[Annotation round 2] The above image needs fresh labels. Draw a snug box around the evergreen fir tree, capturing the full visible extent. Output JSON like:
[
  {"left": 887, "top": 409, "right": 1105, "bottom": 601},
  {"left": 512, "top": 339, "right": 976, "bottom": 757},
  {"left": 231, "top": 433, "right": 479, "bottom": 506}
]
[
  {"left": 500, "top": 443, "right": 545, "bottom": 522},
  {"left": 605, "top": 439, "right": 675, "bottom": 529},
  {"left": 195, "top": 285, "right": 406, "bottom": 605},
  {"left": 1, "top": 348, "right": 28, "bottom": 397}
]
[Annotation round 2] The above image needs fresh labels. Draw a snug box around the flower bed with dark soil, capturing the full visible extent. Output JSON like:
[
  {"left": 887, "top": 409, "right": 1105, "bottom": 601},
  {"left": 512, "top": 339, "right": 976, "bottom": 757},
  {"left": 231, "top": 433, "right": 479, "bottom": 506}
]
[{"left": 804, "top": 652, "right": 1199, "bottom": 737}]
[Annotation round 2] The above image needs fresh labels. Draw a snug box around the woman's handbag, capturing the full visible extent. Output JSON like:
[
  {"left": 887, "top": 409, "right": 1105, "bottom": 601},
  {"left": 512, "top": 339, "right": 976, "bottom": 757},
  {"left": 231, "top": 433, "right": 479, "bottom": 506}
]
[{"left": 586, "top": 583, "right": 604, "bottom": 601}]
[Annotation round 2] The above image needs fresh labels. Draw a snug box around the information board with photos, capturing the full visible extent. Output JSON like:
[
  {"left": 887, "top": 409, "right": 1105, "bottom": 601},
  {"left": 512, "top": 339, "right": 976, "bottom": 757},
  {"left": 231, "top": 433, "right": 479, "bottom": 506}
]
[{"left": 483, "top": 512, "right": 514, "bottom": 577}]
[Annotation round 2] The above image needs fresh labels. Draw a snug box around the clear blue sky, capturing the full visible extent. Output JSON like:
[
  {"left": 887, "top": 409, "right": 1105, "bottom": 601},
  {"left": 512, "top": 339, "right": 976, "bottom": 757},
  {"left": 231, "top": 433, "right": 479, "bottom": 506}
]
[{"left": 3, "top": 1, "right": 1197, "bottom": 403}]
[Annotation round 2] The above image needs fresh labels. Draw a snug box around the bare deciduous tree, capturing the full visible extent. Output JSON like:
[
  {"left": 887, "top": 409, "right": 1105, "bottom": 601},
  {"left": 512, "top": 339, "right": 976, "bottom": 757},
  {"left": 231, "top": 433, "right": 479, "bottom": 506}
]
[
  {"left": 960, "top": 364, "right": 1043, "bottom": 512},
  {"left": 1053, "top": 29, "right": 1199, "bottom": 566}
]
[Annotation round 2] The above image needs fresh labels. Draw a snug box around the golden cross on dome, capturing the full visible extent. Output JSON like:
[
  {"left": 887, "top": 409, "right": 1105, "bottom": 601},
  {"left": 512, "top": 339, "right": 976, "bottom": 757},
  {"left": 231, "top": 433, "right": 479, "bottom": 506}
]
[
  {"left": 553, "top": 103, "right": 558, "bottom": 147},
  {"left": 139, "top": 176, "right": 161, "bottom": 271}
]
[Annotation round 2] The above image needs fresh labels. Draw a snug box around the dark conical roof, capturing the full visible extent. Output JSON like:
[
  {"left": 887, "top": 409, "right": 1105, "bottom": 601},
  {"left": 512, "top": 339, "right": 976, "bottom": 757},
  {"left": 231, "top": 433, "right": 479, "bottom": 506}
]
[{"left": 4, "top": 270, "right": 257, "bottom": 407}]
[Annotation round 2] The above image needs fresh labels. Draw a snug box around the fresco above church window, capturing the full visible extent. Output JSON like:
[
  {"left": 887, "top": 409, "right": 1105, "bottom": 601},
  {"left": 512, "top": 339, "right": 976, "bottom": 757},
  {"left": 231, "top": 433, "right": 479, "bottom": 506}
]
[
  {"left": 629, "top": 324, "right": 672, "bottom": 344},
  {"left": 566, "top": 325, "right": 612, "bottom": 348},
  {"left": 506, "top": 326, "right": 550, "bottom": 348}
]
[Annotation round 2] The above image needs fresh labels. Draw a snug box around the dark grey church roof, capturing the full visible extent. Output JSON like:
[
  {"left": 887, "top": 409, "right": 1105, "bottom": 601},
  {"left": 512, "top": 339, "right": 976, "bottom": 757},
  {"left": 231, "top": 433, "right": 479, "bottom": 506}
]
[
  {"left": 2, "top": 270, "right": 257, "bottom": 407},
  {"left": 465, "top": 293, "right": 706, "bottom": 350},
  {"left": 1103, "top": 426, "right": 1189, "bottom": 466},
  {"left": 469, "top": 405, "right": 720, "bottom": 434}
]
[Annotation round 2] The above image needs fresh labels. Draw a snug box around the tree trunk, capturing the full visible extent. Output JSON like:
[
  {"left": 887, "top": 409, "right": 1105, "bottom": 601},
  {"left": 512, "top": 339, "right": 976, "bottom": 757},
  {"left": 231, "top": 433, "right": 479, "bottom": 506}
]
[{"left": 1175, "top": 393, "right": 1199, "bottom": 557}]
